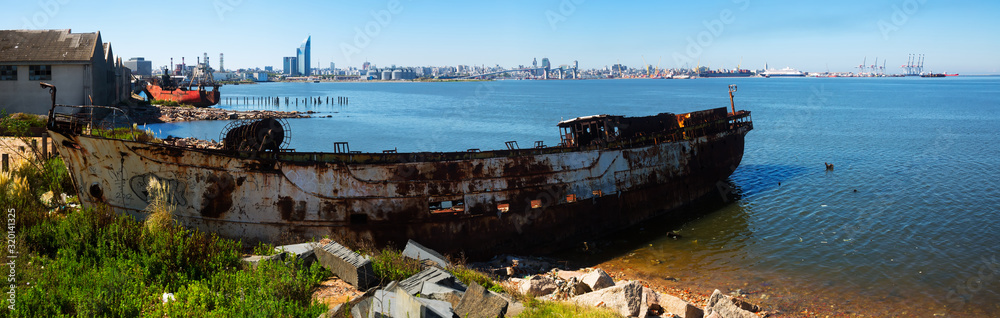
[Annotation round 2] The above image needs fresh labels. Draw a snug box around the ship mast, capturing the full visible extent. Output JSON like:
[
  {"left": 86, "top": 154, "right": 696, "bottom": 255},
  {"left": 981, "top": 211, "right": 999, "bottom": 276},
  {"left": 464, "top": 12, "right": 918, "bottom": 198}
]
[{"left": 728, "top": 84, "right": 738, "bottom": 114}]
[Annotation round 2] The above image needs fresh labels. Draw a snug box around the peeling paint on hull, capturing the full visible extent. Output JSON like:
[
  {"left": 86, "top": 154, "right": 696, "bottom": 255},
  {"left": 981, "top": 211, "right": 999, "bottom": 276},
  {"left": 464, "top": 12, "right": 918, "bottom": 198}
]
[{"left": 49, "top": 108, "right": 752, "bottom": 258}]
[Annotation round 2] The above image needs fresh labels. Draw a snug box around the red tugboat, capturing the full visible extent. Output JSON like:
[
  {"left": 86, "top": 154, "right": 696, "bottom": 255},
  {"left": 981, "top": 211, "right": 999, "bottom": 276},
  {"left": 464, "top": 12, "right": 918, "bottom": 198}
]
[{"left": 143, "top": 62, "right": 220, "bottom": 107}]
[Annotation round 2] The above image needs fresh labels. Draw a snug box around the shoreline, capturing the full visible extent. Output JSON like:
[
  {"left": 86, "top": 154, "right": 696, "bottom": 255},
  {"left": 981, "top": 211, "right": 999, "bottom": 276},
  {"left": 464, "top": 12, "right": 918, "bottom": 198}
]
[{"left": 127, "top": 104, "right": 311, "bottom": 125}]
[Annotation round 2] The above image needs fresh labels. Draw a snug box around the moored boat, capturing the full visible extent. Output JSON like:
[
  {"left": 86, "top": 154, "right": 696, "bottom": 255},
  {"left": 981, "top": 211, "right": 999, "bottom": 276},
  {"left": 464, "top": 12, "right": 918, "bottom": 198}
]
[
  {"left": 42, "top": 83, "right": 753, "bottom": 258},
  {"left": 142, "top": 60, "right": 221, "bottom": 107}
]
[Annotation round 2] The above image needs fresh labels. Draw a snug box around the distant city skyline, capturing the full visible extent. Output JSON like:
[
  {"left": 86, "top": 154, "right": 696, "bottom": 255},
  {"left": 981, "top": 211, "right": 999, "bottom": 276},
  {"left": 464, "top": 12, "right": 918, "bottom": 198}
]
[{"left": 4, "top": 1, "right": 999, "bottom": 74}]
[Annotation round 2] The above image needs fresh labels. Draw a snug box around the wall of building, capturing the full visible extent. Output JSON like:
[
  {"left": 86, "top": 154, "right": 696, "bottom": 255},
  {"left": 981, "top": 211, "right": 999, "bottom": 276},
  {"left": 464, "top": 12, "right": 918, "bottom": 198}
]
[{"left": 0, "top": 63, "right": 87, "bottom": 114}]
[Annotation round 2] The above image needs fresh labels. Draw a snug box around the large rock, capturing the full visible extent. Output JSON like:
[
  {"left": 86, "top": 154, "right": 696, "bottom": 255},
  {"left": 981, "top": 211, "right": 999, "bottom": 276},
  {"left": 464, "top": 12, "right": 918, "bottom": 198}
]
[
  {"left": 570, "top": 280, "right": 643, "bottom": 317},
  {"left": 314, "top": 241, "right": 377, "bottom": 290},
  {"left": 642, "top": 287, "right": 703, "bottom": 318},
  {"left": 402, "top": 239, "right": 450, "bottom": 268},
  {"left": 518, "top": 275, "right": 558, "bottom": 297},
  {"left": 580, "top": 268, "right": 615, "bottom": 291},
  {"left": 398, "top": 267, "right": 466, "bottom": 296},
  {"left": 703, "top": 289, "right": 758, "bottom": 318},
  {"left": 455, "top": 282, "right": 509, "bottom": 318},
  {"left": 555, "top": 269, "right": 587, "bottom": 281}
]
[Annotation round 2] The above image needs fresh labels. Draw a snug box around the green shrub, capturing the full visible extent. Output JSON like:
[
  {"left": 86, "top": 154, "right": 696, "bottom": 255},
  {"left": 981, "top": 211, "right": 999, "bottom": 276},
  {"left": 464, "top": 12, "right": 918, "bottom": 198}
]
[{"left": 0, "top": 111, "right": 46, "bottom": 136}]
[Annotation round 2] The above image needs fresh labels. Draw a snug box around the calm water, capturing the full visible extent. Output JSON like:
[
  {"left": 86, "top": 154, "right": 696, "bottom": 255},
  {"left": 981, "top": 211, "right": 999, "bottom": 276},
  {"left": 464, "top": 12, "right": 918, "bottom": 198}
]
[{"left": 150, "top": 78, "right": 1000, "bottom": 316}]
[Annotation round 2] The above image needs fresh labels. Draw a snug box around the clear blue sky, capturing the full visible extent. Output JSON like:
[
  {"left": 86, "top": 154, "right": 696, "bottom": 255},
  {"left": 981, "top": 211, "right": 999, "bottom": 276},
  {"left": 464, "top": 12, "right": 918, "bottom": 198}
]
[{"left": 5, "top": 0, "right": 999, "bottom": 74}]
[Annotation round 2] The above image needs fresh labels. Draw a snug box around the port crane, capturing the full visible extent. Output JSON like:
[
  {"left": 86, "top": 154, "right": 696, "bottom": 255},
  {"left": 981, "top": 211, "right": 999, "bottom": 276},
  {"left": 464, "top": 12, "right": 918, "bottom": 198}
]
[{"left": 654, "top": 56, "right": 662, "bottom": 78}]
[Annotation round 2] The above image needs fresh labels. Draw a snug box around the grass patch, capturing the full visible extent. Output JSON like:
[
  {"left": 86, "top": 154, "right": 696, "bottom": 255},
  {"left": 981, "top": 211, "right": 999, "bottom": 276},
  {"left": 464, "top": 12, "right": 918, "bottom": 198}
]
[
  {"left": 450, "top": 266, "right": 505, "bottom": 294},
  {"left": 150, "top": 99, "right": 182, "bottom": 107},
  {"left": 91, "top": 124, "right": 162, "bottom": 143},
  {"left": 4, "top": 157, "right": 331, "bottom": 317},
  {"left": 515, "top": 298, "right": 623, "bottom": 318},
  {"left": 367, "top": 247, "right": 423, "bottom": 283}
]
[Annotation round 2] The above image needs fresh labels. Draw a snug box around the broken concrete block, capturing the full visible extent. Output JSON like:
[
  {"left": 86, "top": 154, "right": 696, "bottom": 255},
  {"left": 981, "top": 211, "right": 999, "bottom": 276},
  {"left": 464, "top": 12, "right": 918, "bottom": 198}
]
[
  {"left": 580, "top": 268, "right": 615, "bottom": 291},
  {"left": 703, "top": 289, "right": 758, "bottom": 318},
  {"left": 414, "top": 295, "right": 456, "bottom": 318},
  {"left": 398, "top": 266, "right": 466, "bottom": 296},
  {"left": 422, "top": 283, "right": 464, "bottom": 308},
  {"left": 402, "top": 239, "right": 450, "bottom": 268},
  {"left": 240, "top": 251, "right": 285, "bottom": 270},
  {"left": 455, "top": 281, "right": 509, "bottom": 318},
  {"left": 367, "top": 288, "right": 401, "bottom": 317},
  {"left": 570, "top": 280, "right": 643, "bottom": 317},
  {"left": 518, "top": 275, "right": 558, "bottom": 297},
  {"left": 350, "top": 296, "right": 373, "bottom": 318},
  {"left": 365, "top": 285, "right": 456, "bottom": 318},
  {"left": 274, "top": 242, "right": 318, "bottom": 268},
  {"left": 314, "top": 241, "right": 377, "bottom": 290}
]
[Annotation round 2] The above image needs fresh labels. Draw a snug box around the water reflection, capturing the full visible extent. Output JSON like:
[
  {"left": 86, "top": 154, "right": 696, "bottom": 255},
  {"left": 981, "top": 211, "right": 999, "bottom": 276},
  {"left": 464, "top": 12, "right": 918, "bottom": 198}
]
[{"left": 558, "top": 180, "right": 752, "bottom": 268}]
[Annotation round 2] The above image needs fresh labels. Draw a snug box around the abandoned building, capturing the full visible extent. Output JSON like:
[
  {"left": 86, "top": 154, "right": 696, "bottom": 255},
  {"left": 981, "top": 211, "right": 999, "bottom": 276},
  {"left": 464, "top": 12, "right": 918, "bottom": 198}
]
[{"left": 0, "top": 29, "right": 132, "bottom": 115}]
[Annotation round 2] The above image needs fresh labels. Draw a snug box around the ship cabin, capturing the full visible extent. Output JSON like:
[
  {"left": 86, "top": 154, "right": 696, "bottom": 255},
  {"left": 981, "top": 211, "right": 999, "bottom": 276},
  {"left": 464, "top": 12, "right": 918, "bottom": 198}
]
[{"left": 558, "top": 112, "right": 684, "bottom": 148}]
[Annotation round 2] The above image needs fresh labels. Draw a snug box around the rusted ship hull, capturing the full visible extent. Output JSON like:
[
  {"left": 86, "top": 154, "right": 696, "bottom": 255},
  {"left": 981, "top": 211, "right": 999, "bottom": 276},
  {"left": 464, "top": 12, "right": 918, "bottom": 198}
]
[
  {"left": 48, "top": 99, "right": 751, "bottom": 258},
  {"left": 144, "top": 84, "right": 220, "bottom": 107}
]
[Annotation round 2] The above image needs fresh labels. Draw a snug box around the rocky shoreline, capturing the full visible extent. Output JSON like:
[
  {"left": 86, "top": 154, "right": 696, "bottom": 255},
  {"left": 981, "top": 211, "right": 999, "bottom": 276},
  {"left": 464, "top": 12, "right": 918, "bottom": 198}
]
[
  {"left": 127, "top": 104, "right": 311, "bottom": 124},
  {"left": 245, "top": 238, "right": 770, "bottom": 318}
]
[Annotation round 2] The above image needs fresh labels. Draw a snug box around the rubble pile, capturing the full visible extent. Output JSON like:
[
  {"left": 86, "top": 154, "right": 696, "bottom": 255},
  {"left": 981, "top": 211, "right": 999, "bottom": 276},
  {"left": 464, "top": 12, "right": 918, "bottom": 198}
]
[
  {"left": 128, "top": 104, "right": 311, "bottom": 124},
  {"left": 238, "top": 240, "right": 765, "bottom": 318},
  {"left": 162, "top": 136, "right": 222, "bottom": 149}
]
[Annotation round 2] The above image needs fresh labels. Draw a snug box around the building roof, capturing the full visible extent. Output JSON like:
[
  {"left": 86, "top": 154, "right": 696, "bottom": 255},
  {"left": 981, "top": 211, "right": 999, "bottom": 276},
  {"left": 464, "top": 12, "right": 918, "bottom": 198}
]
[{"left": 0, "top": 29, "right": 99, "bottom": 63}]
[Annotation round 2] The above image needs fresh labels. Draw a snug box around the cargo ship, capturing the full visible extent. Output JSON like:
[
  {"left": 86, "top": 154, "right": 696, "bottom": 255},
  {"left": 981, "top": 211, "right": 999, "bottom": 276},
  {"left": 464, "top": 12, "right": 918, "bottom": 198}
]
[
  {"left": 920, "top": 73, "right": 958, "bottom": 77},
  {"left": 42, "top": 83, "right": 753, "bottom": 258},
  {"left": 142, "top": 61, "right": 220, "bottom": 107}
]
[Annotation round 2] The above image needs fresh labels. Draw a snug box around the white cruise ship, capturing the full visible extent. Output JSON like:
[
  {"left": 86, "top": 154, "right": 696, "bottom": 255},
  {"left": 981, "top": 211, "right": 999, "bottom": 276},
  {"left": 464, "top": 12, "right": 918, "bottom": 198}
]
[{"left": 761, "top": 67, "right": 805, "bottom": 77}]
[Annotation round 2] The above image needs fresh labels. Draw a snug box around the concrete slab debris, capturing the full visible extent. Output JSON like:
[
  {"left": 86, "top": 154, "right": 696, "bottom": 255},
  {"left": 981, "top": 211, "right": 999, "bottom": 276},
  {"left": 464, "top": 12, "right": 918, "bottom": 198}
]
[
  {"left": 398, "top": 267, "right": 466, "bottom": 296},
  {"left": 275, "top": 242, "right": 319, "bottom": 268},
  {"left": 314, "top": 241, "right": 377, "bottom": 290},
  {"left": 240, "top": 251, "right": 285, "bottom": 270},
  {"left": 402, "top": 239, "right": 451, "bottom": 268}
]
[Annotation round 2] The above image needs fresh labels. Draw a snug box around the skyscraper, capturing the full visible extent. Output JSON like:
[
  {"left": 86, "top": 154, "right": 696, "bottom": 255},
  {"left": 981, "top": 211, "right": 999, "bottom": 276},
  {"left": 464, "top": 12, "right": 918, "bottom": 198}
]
[
  {"left": 283, "top": 56, "right": 298, "bottom": 75},
  {"left": 297, "top": 36, "right": 311, "bottom": 76}
]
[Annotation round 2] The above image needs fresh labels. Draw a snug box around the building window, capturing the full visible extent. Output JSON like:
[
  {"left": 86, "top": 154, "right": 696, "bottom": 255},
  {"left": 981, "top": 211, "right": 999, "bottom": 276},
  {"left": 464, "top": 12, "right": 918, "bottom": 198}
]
[
  {"left": 0, "top": 65, "right": 15, "bottom": 81},
  {"left": 29, "top": 65, "right": 52, "bottom": 80}
]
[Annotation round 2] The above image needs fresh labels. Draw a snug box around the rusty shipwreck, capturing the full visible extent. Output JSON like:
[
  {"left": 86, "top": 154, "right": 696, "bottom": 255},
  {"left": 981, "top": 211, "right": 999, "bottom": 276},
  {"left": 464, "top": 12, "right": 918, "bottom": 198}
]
[{"left": 42, "top": 83, "right": 753, "bottom": 258}]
